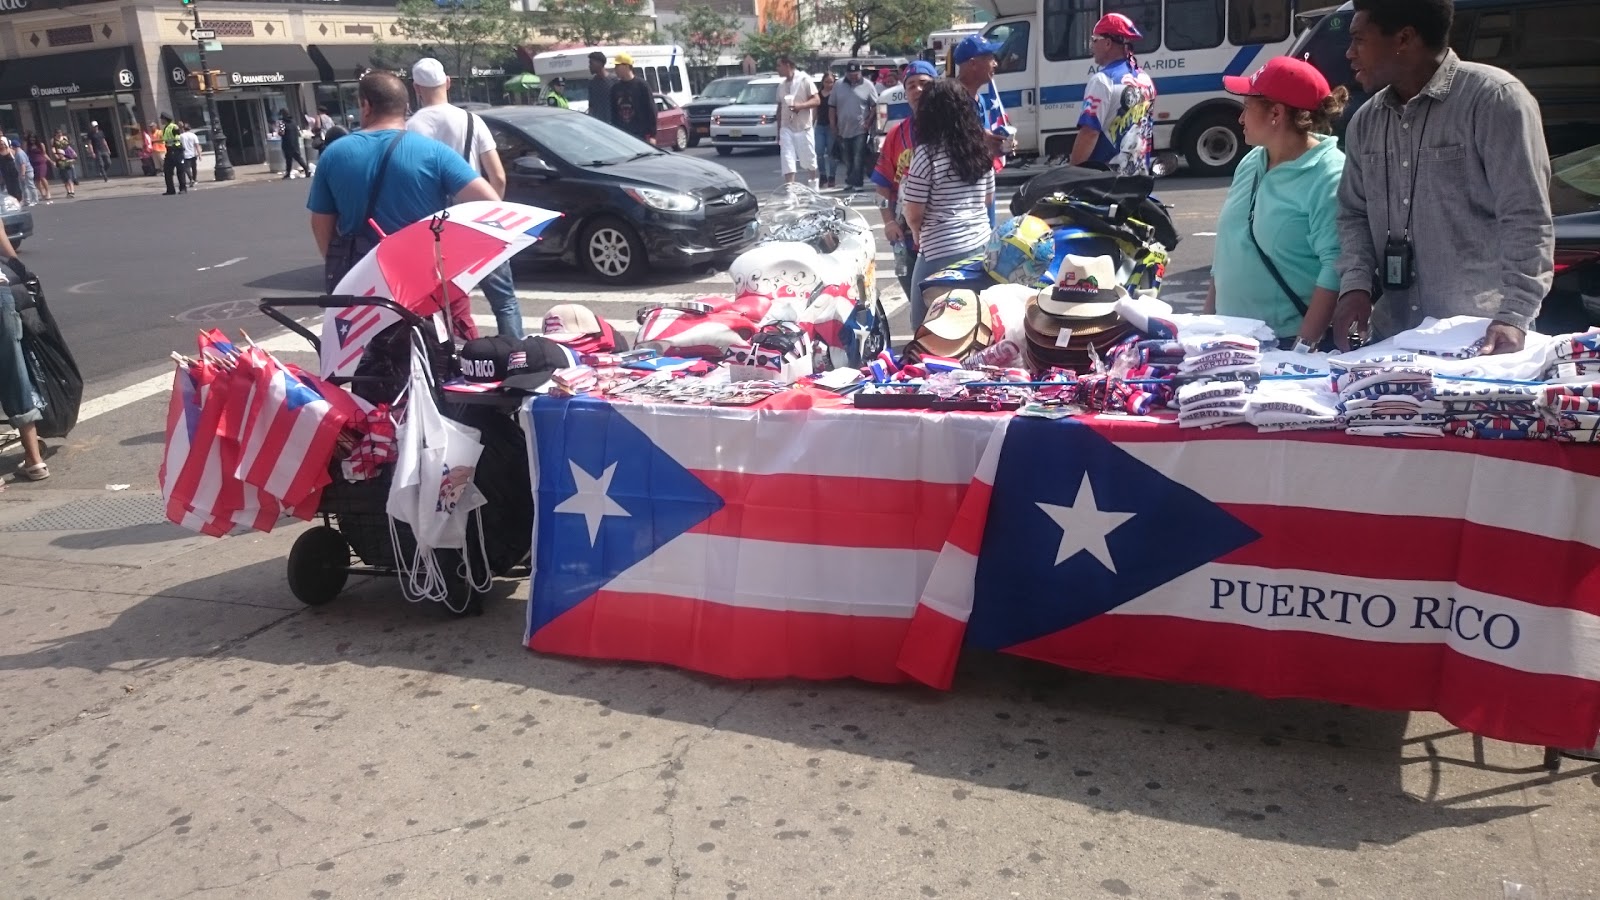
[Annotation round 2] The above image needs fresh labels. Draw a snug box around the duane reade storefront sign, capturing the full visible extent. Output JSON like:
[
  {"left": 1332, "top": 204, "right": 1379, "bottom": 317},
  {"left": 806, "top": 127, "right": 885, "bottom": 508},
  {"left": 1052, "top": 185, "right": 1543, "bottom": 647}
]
[
  {"left": 232, "top": 71, "right": 288, "bottom": 86},
  {"left": 0, "top": 0, "right": 32, "bottom": 13},
  {"left": 30, "top": 83, "right": 80, "bottom": 97}
]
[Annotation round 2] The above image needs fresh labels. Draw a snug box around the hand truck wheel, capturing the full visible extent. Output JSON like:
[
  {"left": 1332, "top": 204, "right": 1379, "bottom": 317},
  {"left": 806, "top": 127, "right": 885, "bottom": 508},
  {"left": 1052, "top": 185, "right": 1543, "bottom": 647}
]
[{"left": 287, "top": 525, "right": 351, "bottom": 606}]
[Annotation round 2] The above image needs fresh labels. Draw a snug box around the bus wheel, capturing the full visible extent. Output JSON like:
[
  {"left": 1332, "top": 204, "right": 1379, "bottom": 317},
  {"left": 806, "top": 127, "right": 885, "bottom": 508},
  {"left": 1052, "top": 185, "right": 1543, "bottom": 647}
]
[{"left": 1181, "top": 110, "right": 1246, "bottom": 177}]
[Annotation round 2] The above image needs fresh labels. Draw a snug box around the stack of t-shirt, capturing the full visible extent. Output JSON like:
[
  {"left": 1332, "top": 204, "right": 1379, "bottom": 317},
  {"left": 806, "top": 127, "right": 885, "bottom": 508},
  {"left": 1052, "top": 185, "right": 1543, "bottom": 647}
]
[
  {"left": 1176, "top": 335, "right": 1260, "bottom": 389},
  {"left": 1394, "top": 315, "right": 1490, "bottom": 360},
  {"left": 1244, "top": 379, "right": 1342, "bottom": 432},
  {"left": 1333, "top": 354, "right": 1441, "bottom": 437},
  {"left": 1544, "top": 330, "right": 1600, "bottom": 383},
  {"left": 1176, "top": 379, "right": 1249, "bottom": 429},
  {"left": 1540, "top": 383, "right": 1600, "bottom": 443},
  {"left": 1434, "top": 380, "right": 1551, "bottom": 440}
]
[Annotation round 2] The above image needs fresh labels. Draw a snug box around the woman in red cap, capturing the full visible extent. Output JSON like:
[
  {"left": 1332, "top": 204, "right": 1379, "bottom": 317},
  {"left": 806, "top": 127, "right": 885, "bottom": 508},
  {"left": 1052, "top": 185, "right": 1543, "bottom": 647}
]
[{"left": 1205, "top": 56, "right": 1350, "bottom": 350}]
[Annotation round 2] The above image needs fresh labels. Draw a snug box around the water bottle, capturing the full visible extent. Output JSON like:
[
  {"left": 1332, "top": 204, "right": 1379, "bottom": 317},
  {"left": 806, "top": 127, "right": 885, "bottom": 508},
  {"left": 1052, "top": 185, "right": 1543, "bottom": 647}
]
[{"left": 891, "top": 239, "right": 909, "bottom": 279}]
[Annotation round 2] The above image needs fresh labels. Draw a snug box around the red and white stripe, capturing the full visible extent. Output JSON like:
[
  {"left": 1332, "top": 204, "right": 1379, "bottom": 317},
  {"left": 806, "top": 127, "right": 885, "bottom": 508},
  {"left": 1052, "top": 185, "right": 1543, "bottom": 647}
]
[
  {"left": 526, "top": 404, "right": 1007, "bottom": 682},
  {"left": 898, "top": 418, "right": 1600, "bottom": 747},
  {"left": 236, "top": 354, "right": 350, "bottom": 509}
]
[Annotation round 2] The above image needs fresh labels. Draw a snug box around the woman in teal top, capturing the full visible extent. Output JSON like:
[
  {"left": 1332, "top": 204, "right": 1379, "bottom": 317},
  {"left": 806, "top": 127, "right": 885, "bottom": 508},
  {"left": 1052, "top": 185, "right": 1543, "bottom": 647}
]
[{"left": 1206, "top": 57, "right": 1350, "bottom": 349}]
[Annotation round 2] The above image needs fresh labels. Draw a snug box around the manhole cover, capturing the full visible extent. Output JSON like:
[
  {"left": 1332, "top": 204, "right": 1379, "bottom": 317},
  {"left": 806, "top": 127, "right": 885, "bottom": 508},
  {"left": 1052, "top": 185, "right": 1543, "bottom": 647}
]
[
  {"left": 176, "top": 299, "right": 263, "bottom": 323},
  {"left": 0, "top": 494, "right": 169, "bottom": 532}
]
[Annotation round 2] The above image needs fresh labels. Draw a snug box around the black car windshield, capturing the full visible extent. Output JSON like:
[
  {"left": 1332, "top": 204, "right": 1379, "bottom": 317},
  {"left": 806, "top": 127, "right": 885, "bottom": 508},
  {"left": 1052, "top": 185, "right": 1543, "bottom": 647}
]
[
  {"left": 736, "top": 82, "right": 780, "bottom": 105},
  {"left": 530, "top": 113, "right": 659, "bottom": 166},
  {"left": 1551, "top": 143, "right": 1600, "bottom": 214},
  {"left": 701, "top": 78, "right": 748, "bottom": 100}
]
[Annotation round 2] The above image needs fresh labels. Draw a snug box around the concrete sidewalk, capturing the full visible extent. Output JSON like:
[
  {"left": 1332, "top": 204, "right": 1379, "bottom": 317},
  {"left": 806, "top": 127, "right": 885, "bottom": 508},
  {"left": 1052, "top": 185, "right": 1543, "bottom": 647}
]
[
  {"left": 42, "top": 163, "right": 288, "bottom": 204},
  {"left": 1, "top": 487, "right": 1597, "bottom": 899}
]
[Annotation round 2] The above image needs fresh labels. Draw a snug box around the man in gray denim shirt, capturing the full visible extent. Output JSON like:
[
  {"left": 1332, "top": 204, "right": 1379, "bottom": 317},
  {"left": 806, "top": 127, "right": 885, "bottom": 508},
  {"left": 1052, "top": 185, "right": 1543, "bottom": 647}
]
[{"left": 1331, "top": 0, "right": 1553, "bottom": 354}]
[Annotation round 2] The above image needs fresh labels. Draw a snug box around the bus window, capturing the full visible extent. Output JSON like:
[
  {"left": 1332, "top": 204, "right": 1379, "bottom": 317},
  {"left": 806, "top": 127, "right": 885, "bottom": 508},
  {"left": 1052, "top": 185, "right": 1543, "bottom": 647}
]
[
  {"left": 645, "top": 68, "right": 662, "bottom": 91},
  {"left": 1166, "top": 0, "right": 1225, "bottom": 51},
  {"left": 670, "top": 67, "right": 684, "bottom": 92},
  {"left": 988, "top": 21, "right": 1032, "bottom": 74},
  {"left": 1228, "top": 0, "right": 1291, "bottom": 45},
  {"left": 1044, "top": 0, "right": 1101, "bottom": 61},
  {"left": 1103, "top": 0, "right": 1160, "bottom": 55}
]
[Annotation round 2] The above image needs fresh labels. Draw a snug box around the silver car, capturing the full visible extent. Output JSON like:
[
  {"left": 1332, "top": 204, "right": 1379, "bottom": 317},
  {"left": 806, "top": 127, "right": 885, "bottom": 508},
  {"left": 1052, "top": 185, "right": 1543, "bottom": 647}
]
[
  {"left": 2, "top": 195, "right": 32, "bottom": 249},
  {"left": 709, "top": 76, "right": 783, "bottom": 157}
]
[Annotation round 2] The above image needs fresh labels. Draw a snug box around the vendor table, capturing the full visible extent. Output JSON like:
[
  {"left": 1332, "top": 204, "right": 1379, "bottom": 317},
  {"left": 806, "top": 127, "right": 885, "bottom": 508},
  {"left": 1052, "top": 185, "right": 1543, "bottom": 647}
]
[{"left": 521, "top": 394, "right": 1600, "bottom": 749}]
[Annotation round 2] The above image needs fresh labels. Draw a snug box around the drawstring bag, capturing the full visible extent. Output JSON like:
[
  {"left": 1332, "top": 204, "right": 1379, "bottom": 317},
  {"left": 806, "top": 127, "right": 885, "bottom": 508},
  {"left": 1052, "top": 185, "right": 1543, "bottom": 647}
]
[
  {"left": 385, "top": 330, "right": 490, "bottom": 611},
  {"left": 3, "top": 258, "right": 82, "bottom": 439}
]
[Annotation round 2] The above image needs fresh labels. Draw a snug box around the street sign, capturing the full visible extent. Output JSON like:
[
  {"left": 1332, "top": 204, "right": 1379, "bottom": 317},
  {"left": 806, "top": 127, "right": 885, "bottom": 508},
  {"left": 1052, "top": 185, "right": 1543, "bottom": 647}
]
[
  {"left": 204, "top": 40, "right": 222, "bottom": 52},
  {"left": 190, "top": 28, "right": 216, "bottom": 40}
]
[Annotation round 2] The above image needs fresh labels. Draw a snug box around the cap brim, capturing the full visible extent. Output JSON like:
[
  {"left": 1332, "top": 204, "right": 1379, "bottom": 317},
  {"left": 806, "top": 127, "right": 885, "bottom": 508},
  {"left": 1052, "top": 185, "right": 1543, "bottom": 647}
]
[
  {"left": 500, "top": 371, "right": 556, "bottom": 393},
  {"left": 1221, "top": 75, "right": 1256, "bottom": 97},
  {"left": 542, "top": 331, "right": 590, "bottom": 343}
]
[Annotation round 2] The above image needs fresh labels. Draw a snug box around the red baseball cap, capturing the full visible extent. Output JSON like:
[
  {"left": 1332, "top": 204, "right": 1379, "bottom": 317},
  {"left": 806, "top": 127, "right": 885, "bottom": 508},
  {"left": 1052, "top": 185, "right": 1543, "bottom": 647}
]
[{"left": 1223, "top": 56, "right": 1331, "bottom": 112}]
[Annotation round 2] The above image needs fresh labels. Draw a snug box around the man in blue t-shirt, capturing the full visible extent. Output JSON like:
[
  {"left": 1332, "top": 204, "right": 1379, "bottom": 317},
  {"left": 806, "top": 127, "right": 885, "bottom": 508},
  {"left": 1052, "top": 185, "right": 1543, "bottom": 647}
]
[
  {"left": 1070, "top": 13, "right": 1157, "bottom": 175},
  {"left": 308, "top": 71, "right": 498, "bottom": 291}
]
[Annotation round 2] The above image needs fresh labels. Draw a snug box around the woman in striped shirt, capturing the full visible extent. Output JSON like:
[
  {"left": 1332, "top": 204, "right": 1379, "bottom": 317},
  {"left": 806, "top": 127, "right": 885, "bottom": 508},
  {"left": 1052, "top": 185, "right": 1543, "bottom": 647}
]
[{"left": 900, "top": 79, "right": 996, "bottom": 328}]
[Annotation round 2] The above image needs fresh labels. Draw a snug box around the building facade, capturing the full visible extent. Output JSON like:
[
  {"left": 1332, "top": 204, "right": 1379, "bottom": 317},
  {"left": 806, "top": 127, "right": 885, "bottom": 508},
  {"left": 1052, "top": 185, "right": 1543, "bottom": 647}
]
[{"left": 0, "top": 0, "right": 535, "bottom": 174}]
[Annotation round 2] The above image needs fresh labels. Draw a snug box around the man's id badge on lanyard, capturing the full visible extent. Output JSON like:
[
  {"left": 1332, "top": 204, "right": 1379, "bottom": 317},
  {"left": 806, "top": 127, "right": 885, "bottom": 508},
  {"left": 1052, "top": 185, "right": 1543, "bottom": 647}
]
[{"left": 1383, "top": 236, "right": 1414, "bottom": 290}]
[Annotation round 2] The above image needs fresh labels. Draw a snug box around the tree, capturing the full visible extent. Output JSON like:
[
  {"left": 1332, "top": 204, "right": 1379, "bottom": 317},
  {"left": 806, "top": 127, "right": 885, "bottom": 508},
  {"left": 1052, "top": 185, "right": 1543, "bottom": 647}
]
[
  {"left": 817, "top": 0, "right": 960, "bottom": 57},
  {"left": 386, "top": 0, "right": 533, "bottom": 89},
  {"left": 742, "top": 21, "right": 809, "bottom": 70},
  {"left": 664, "top": 3, "right": 744, "bottom": 70},
  {"left": 540, "top": 0, "right": 650, "bottom": 45}
]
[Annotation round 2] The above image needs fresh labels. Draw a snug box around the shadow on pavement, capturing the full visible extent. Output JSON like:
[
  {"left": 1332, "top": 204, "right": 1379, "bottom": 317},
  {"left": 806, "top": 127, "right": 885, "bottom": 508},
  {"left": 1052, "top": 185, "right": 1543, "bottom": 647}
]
[
  {"left": 119, "top": 430, "right": 166, "bottom": 447},
  {"left": 244, "top": 265, "right": 326, "bottom": 293},
  {"left": 2, "top": 557, "right": 1585, "bottom": 852}
]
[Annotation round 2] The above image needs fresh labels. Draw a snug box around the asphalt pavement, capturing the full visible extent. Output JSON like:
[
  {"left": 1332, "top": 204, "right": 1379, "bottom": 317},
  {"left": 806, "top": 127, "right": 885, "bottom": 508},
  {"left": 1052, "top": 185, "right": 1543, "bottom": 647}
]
[{"left": 4, "top": 150, "right": 1596, "bottom": 899}]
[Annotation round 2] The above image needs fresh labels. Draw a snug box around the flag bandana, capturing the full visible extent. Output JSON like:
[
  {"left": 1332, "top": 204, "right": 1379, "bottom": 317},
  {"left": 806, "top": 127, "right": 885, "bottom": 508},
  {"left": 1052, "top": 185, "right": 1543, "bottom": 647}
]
[{"left": 525, "top": 400, "right": 1600, "bottom": 747}]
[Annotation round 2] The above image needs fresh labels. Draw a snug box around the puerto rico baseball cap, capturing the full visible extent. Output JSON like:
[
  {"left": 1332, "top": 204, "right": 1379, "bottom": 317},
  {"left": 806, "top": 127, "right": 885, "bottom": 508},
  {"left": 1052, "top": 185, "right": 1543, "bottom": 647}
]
[
  {"left": 1223, "top": 56, "right": 1330, "bottom": 112},
  {"left": 458, "top": 335, "right": 575, "bottom": 392},
  {"left": 953, "top": 34, "right": 1005, "bottom": 65},
  {"left": 412, "top": 58, "right": 449, "bottom": 88}
]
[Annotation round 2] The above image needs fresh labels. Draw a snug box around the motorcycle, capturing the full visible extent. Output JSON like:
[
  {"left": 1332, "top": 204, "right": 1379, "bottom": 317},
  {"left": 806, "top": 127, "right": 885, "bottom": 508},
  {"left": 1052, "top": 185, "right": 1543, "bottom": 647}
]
[{"left": 636, "top": 185, "right": 892, "bottom": 371}]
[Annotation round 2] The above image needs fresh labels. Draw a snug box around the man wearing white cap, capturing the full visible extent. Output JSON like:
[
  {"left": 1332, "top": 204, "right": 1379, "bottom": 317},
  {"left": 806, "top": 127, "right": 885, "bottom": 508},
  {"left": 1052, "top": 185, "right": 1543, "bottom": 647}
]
[
  {"left": 87, "top": 121, "right": 112, "bottom": 181},
  {"left": 406, "top": 58, "right": 526, "bottom": 338}
]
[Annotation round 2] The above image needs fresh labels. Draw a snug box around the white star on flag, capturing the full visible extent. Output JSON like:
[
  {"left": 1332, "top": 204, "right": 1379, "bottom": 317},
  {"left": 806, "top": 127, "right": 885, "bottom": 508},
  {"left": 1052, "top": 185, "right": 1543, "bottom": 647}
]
[
  {"left": 555, "top": 460, "right": 630, "bottom": 546},
  {"left": 1036, "top": 473, "right": 1135, "bottom": 573}
]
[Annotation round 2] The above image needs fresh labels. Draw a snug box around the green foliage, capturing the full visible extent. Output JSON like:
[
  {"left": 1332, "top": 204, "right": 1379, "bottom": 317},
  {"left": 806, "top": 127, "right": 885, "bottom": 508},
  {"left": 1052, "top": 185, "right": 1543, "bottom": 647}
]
[
  {"left": 817, "top": 0, "right": 960, "bottom": 57},
  {"left": 665, "top": 3, "right": 745, "bottom": 70},
  {"left": 540, "top": 0, "right": 651, "bottom": 45},
  {"left": 388, "top": 0, "right": 533, "bottom": 84},
  {"left": 742, "top": 21, "right": 810, "bottom": 70}
]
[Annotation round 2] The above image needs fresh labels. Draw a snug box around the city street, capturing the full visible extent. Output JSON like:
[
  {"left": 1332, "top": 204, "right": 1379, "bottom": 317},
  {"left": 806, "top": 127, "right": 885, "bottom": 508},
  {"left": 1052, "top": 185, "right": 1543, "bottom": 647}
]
[{"left": 2, "top": 154, "right": 1596, "bottom": 900}]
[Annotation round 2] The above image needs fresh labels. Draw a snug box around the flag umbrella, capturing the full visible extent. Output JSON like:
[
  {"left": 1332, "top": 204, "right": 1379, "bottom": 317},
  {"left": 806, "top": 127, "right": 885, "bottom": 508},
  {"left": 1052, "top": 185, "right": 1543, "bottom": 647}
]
[{"left": 320, "top": 200, "right": 561, "bottom": 379}]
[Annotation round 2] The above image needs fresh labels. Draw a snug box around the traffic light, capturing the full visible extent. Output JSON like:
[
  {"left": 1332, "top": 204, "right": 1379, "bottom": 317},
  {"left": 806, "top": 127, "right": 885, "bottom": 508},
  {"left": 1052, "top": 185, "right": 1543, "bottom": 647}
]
[
  {"left": 208, "top": 70, "right": 226, "bottom": 91},
  {"left": 180, "top": 0, "right": 194, "bottom": 6}
]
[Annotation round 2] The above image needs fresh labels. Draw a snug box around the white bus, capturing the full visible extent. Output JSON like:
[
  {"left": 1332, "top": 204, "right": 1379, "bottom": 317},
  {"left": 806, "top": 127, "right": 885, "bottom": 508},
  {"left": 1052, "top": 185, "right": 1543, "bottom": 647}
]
[
  {"left": 531, "top": 45, "right": 693, "bottom": 112},
  {"left": 927, "top": 23, "right": 986, "bottom": 63},
  {"left": 880, "top": 1, "right": 1303, "bottom": 175}
]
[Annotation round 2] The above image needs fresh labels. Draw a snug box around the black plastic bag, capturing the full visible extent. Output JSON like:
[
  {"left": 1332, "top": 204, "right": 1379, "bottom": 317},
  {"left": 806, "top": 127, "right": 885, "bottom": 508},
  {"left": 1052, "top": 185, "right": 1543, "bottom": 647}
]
[{"left": 4, "top": 259, "right": 83, "bottom": 438}]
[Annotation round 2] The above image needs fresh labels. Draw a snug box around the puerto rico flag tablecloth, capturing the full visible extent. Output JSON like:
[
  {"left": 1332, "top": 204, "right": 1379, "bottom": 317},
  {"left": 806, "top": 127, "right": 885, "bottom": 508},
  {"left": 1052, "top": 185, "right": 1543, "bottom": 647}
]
[
  {"left": 523, "top": 397, "right": 999, "bottom": 682},
  {"left": 523, "top": 397, "right": 1600, "bottom": 748}
]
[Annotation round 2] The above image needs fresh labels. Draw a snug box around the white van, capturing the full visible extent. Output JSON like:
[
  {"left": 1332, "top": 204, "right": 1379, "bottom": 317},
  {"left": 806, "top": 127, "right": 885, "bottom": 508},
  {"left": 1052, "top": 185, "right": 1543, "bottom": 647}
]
[{"left": 532, "top": 45, "right": 692, "bottom": 113}]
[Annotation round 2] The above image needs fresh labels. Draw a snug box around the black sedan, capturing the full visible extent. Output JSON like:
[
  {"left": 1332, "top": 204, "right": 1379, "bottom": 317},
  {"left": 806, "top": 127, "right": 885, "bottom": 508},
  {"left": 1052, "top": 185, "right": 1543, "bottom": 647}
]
[{"left": 481, "top": 107, "right": 759, "bottom": 283}]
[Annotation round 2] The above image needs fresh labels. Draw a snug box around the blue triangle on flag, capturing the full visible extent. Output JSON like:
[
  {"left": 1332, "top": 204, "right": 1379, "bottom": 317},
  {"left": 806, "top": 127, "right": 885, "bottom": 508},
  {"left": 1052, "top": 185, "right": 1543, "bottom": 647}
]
[
  {"left": 967, "top": 417, "right": 1260, "bottom": 650},
  {"left": 280, "top": 372, "right": 321, "bottom": 411},
  {"left": 527, "top": 397, "right": 724, "bottom": 636},
  {"left": 335, "top": 317, "right": 354, "bottom": 347}
]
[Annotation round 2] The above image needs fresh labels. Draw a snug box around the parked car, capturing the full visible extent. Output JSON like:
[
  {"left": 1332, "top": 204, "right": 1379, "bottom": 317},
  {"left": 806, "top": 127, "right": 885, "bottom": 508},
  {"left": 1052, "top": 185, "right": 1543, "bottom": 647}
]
[
  {"left": 710, "top": 75, "right": 783, "bottom": 157},
  {"left": 481, "top": 106, "right": 758, "bottom": 283},
  {"left": 682, "top": 75, "right": 763, "bottom": 148},
  {"left": 2, "top": 195, "right": 32, "bottom": 249},
  {"left": 653, "top": 93, "right": 690, "bottom": 151},
  {"left": 1540, "top": 142, "right": 1600, "bottom": 333},
  {"left": 1288, "top": 0, "right": 1600, "bottom": 155}
]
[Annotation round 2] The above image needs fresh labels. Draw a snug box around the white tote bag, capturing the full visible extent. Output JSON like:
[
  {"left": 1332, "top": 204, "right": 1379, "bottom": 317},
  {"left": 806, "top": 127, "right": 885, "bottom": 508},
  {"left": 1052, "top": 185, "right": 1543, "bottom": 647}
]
[{"left": 386, "top": 332, "right": 490, "bottom": 608}]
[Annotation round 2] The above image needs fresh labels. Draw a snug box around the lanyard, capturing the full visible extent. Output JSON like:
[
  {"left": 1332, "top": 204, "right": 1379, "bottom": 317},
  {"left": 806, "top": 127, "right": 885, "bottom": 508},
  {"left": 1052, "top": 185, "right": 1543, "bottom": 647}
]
[{"left": 1381, "top": 101, "right": 1433, "bottom": 240}]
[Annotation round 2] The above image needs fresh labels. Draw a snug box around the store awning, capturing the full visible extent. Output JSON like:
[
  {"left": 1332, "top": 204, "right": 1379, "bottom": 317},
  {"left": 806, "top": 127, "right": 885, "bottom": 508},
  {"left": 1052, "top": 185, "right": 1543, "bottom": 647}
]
[
  {"left": 161, "top": 44, "right": 321, "bottom": 90},
  {"left": 0, "top": 46, "right": 140, "bottom": 104},
  {"left": 309, "top": 44, "right": 430, "bottom": 83}
]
